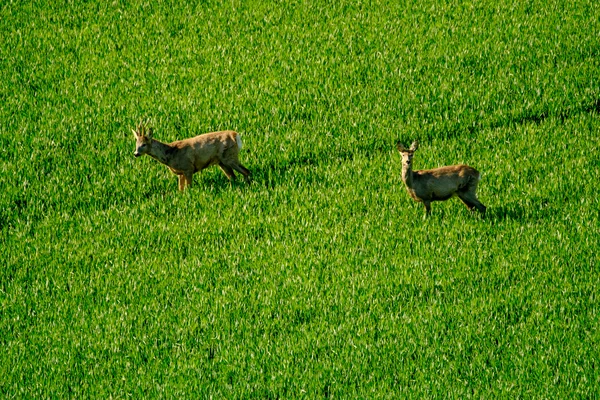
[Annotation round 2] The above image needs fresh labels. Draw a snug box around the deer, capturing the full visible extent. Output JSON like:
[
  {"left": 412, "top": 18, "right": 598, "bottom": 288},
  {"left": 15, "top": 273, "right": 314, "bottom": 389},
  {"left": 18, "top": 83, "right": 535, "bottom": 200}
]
[
  {"left": 396, "top": 140, "right": 486, "bottom": 215},
  {"left": 132, "top": 120, "right": 251, "bottom": 191}
]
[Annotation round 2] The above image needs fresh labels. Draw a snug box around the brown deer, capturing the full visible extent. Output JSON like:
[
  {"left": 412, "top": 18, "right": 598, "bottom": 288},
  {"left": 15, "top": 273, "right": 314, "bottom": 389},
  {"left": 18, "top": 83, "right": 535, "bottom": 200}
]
[
  {"left": 133, "top": 120, "right": 251, "bottom": 191},
  {"left": 396, "top": 140, "right": 486, "bottom": 215}
]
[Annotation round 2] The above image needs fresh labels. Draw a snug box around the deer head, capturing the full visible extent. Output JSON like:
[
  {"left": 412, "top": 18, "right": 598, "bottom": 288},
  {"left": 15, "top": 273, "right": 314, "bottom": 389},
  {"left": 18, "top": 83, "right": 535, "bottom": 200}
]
[
  {"left": 132, "top": 119, "right": 154, "bottom": 157},
  {"left": 396, "top": 140, "right": 419, "bottom": 168}
]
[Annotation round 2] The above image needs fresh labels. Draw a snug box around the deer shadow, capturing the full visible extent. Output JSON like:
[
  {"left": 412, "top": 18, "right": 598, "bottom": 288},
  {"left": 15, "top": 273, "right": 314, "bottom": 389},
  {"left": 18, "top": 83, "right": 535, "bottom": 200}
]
[
  {"left": 485, "top": 197, "right": 556, "bottom": 223},
  {"left": 249, "top": 147, "right": 361, "bottom": 190},
  {"left": 487, "top": 203, "right": 530, "bottom": 222}
]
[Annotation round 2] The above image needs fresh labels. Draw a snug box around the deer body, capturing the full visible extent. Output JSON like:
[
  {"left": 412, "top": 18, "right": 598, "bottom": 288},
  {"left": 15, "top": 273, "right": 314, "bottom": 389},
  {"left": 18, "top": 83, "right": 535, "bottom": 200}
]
[
  {"left": 133, "top": 123, "right": 250, "bottom": 191},
  {"left": 397, "top": 141, "right": 486, "bottom": 215}
]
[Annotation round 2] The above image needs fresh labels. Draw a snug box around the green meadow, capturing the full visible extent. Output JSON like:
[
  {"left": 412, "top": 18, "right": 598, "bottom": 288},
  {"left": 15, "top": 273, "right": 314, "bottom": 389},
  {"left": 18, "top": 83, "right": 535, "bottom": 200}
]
[{"left": 1, "top": 0, "right": 599, "bottom": 397}]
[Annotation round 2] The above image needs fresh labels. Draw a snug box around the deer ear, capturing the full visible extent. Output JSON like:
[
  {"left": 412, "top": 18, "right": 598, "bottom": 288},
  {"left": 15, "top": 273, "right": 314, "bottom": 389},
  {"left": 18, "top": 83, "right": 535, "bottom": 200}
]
[
  {"left": 396, "top": 141, "right": 406, "bottom": 152},
  {"left": 410, "top": 141, "right": 419, "bottom": 151},
  {"left": 132, "top": 129, "right": 138, "bottom": 139},
  {"left": 146, "top": 127, "right": 153, "bottom": 138}
]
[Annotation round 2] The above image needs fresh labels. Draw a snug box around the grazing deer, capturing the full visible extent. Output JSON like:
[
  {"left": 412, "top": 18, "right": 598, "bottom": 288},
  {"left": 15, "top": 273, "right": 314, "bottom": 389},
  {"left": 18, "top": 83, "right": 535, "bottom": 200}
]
[
  {"left": 396, "top": 140, "right": 486, "bottom": 215},
  {"left": 133, "top": 120, "right": 251, "bottom": 191}
]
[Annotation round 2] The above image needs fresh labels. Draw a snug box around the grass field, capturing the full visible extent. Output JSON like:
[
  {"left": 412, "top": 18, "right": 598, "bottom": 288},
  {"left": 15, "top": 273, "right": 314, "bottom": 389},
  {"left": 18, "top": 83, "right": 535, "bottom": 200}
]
[{"left": 1, "top": 0, "right": 599, "bottom": 397}]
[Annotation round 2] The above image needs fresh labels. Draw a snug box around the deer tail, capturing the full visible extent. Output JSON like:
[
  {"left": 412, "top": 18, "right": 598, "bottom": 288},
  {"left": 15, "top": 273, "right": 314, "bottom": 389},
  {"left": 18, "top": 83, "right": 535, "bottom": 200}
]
[{"left": 469, "top": 169, "right": 481, "bottom": 187}]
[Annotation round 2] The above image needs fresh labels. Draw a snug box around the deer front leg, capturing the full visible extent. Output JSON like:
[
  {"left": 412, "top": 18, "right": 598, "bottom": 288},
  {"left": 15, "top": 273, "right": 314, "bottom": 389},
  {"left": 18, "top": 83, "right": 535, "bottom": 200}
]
[
  {"left": 183, "top": 172, "right": 193, "bottom": 190},
  {"left": 178, "top": 175, "right": 186, "bottom": 191}
]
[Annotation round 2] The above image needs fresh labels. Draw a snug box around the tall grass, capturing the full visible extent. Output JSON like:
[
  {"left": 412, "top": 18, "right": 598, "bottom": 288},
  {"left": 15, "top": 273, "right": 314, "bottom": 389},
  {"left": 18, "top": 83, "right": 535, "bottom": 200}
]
[{"left": 1, "top": 0, "right": 599, "bottom": 397}]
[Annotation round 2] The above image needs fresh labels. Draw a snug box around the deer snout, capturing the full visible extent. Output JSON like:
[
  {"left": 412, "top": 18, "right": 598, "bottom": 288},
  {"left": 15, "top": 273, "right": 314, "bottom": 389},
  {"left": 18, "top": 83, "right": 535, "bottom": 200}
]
[{"left": 134, "top": 151, "right": 141, "bottom": 157}]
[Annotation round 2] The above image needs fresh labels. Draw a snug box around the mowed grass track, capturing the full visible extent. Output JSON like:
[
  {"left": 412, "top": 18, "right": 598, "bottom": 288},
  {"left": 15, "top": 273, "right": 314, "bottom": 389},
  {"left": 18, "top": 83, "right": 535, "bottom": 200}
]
[{"left": 1, "top": 0, "right": 599, "bottom": 397}]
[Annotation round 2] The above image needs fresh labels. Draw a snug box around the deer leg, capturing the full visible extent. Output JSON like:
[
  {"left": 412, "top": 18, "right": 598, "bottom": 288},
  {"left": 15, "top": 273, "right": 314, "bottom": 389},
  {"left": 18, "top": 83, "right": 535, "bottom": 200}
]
[
  {"left": 457, "top": 193, "right": 476, "bottom": 211},
  {"left": 230, "top": 162, "right": 251, "bottom": 183},
  {"left": 458, "top": 192, "right": 486, "bottom": 215},
  {"left": 178, "top": 175, "right": 186, "bottom": 191},
  {"left": 183, "top": 172, "right": 193, "bottom": 190},
  {"left": 473, "top": 199, "right": 487, "bottom": 215},
  {"left": 219, "top": 163, "right": 237, "bottom": 181},
  {"left": 423, "top": 201, "right": 432, "bottom": 215}
]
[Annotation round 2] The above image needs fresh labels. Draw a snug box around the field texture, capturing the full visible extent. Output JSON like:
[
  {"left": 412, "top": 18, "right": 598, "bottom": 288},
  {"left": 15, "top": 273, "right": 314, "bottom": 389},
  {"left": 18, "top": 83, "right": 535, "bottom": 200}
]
[{"left": 1, "top": 0, "right": 599, "bottom": 397}]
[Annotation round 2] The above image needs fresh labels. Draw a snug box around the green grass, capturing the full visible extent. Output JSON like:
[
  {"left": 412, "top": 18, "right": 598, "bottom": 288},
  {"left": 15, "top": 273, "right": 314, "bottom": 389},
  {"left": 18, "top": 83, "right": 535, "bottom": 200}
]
[{"left": 1, "top": 0, "right": 599, "bottom": 397}]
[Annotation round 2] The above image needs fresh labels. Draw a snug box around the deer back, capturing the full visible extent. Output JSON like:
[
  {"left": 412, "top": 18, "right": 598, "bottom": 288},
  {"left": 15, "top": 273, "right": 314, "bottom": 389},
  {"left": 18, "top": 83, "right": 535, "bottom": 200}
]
[
  {"left": 170, "top": 131, "right": 240, "bottom": 172},
  {"left": 412, "top": 165, "right": 479, "bottom": 200}
]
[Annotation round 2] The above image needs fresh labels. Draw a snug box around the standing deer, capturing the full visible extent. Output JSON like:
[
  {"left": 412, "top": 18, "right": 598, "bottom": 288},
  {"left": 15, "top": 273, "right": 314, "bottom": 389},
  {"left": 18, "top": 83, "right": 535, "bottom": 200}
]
[
  {"left": 133, "top": 120, "right": 251, "bottom": 191},
  {"left": 396, "top": 140, "right": 486, "bottom": 215}
]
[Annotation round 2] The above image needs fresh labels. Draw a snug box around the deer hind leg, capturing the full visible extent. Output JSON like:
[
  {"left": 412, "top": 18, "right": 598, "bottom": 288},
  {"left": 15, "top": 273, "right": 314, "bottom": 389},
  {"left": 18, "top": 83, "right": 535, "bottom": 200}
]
[
  {"left": 457, "top": 191, "right": 486, "bottom": 215},
  {"left": 473, "top": 198, "right": 487, "bottom": 214},
  {"left": 218, "top": 162, "right": 237, "bottom": 181},
  {"left": 423, "top": 200, "right": 432, "bottom": 215},
  {"left": 229, "top": 161, "right": 251, "bottom": 183}
]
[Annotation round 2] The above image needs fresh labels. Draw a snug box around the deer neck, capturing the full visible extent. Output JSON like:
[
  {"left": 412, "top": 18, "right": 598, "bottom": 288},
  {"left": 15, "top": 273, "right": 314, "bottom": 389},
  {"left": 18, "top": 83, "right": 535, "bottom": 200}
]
[
  {"left": 401, "top": 164, "right": 414, "bottom": 189},
  {"left": 147, "top": 139, "right": 176, "bottom": 166}
]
